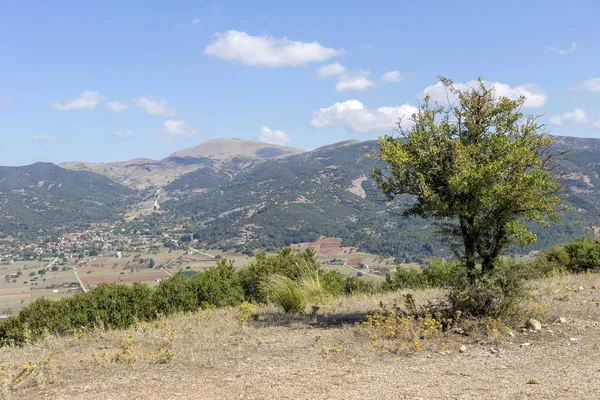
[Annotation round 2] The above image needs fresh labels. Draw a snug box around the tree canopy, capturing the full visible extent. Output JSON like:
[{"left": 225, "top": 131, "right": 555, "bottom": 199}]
[{"left": 372, "top": 77, "right": 566, "bottom": 280}]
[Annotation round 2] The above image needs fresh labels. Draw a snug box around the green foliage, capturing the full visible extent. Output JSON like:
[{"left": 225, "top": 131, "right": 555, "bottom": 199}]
[
  {"left": 384, "top": 261, "right": 458, "bottom": 290},
  {"left": 447, "top": 259, "right": 530, "bottom": 320},
  {"left": 0, "top": 260, "right": 244, "bottom": 347},
  {"left": 372, "top": 77, "right": 566, "bottom": 278},
  {"left": 533, "top": 236, "right": 600, "bottom": 274}
]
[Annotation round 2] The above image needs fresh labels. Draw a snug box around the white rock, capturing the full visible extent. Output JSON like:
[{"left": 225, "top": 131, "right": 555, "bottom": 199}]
[
  {"left": 527, "top": 318, "right": 542, "bottom": 332},
  {"left": 520, "top": 342, "right": 532, "bottom": 347},
  {"left": 557, "top": 316, "right": 567, "bottom": 324},
  {"left": 459, "top": 345, "right": 467, "bottom": 353},
  {"left": 569, "top": 337, "right": 578, "bottom": 342}
]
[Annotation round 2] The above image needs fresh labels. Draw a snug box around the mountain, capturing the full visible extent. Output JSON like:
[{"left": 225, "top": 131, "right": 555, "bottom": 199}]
[
  {"left": 60, "top": 139, "right": 305, "bottom": 190},
  {"left": 169, "top": 138, "right": 304, "bottom": 161},
  {"left": 0, "top": 163, "right": 138, "bottom": 237},
  {"left": 4, "top": 136, "right": 600, "bottom": 260},
  {"left": 155, "top": 137, "right": 600, "bottom": 261}
]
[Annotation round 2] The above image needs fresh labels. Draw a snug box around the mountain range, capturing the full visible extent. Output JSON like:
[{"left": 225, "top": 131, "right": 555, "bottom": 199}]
[{"left": 2, "top": 136, "right": 600, "bottom": 260}]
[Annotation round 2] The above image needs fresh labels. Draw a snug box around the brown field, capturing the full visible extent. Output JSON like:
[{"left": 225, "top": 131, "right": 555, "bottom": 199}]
[
  {"left": 346, "top": 257, "right": 364, "bottom": 266},
  {"left": 2, "top": 273, "right": 600, "bottom": 399},
  {"left": 0, "top": 293, "right": 31, "bottom": 300},
  {"left": 80, "top": 271, "right": 170, "bottom": 286}
]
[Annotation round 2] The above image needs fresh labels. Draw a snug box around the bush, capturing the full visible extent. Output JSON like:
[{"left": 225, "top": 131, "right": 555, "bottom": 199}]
[
  {"left": 448, "top": 259, "right": 530, "bottom": 320},
  {"left": 532, "top": 236, "right": 600, "bottom": 275},
  {"left": 383, "top": 260, "right": 458, "bottom": 290}
]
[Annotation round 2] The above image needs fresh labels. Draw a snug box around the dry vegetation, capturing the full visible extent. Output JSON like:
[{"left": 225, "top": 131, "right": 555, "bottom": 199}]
[{"left": 1, "top": 274, "right": 599, "bottom": 399}]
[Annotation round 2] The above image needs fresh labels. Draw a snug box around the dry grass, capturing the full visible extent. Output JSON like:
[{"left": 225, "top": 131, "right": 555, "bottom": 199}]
[{"left": 1, "top": 275, "right": 599, "bottom": 399}]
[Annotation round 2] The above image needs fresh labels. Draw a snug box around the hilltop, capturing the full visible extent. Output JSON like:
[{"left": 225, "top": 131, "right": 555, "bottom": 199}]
[
  {"left": 60, "top": 139, "right": 305, "bottom": 190},
  {"left": 3, "top": 273, "right": 600, "bottom": 399}
]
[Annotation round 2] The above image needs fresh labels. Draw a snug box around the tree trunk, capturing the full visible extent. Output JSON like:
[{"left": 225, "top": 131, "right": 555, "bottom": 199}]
[
  {"left": 481, "top": 257, "right": 494, "bottom": 276},
  {"left": 460, "top": 216, "right": 477, "bottom": 283}
]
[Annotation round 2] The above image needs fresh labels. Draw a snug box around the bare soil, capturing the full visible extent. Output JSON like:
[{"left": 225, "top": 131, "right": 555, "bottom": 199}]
[{"left": 1, "top": 274, "right": 599, "bottom": 400}]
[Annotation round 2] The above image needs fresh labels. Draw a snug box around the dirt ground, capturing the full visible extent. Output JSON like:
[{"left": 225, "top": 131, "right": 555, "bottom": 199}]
[{"left": 2, "top": 274, "right": 599, "bottom": 400}]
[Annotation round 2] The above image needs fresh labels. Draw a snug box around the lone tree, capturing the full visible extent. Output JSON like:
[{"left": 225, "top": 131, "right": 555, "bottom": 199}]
[{"left": 372, "top": 77, "right": 566, "bottom": 282}]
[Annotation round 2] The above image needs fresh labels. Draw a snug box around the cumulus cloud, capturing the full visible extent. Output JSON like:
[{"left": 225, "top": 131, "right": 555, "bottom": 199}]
[
  {"left": 317, "top": 63, "right": 347, "bottom": 77},
  {"left": 157, "top": 120, "right": 198, "bottom": 139},
  {"left": 549, "top": 109, "right": 587, "bottom": 126},
  {"left": 134, "top": 96, "right": 178, "bottom": 117},
  {"left": 105, "top": 101, "right": 129, "bottom": 113},
  {"left": 32, "top": 134, "right": 56, "bottom": 141},
  {"left": 581, "top": 78, "right": 600, "bottom": 92},
  {"left": 113, "top": 130, "right": 133, "bottom": 138},
  {"left": 544, "top": 42, "right": 578, "bottom": 56},
  {"left": 335, "top": 73, "right": 374, "bottom": 92},
  {"left": 592, "top": 120, "right": 600, "bottom": 131},
  {"left": 310, "top": 100, "right": 417, "bottom": 133},
  {"left": 52, "top": 91, "right": 105, "bottom": 111},
  {"left": 381, "top": 70, "right": 404, "bottom": 84},
  {"left": 422, "top": 80, "right": 547, "bottom": 108},
  {"left": 258, "top": 126, "right": 290, "bottom": 145},
  {"left": 204, "top": 30, "right": 343, "bottom": 67},
  {"left": 317, "top": 63, "right": 374, "bottom": 92}
]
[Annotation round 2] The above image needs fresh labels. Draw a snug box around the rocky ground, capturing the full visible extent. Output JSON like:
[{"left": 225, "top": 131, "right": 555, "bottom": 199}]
[{"left": 1, "top": 273, "right": 599, "bottom": 400}]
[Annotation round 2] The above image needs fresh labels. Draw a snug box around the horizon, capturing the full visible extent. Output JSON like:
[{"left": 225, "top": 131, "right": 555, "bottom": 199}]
[{"left": 2, "top": 1, "right": 600, "bottom": 166}]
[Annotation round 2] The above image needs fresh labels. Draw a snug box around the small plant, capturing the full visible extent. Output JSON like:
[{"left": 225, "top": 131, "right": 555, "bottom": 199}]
[
  {"left": 527, "top": 378, "right": 541, "bottom": 384},
  {"left": 151, "top": 347, "right": 174, "bottom": 364},
  {"left": 237, "top": 302, "right": 259, "bottom": 327}
]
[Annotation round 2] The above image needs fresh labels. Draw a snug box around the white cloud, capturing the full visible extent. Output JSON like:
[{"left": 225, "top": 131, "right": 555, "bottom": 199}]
[
  {"left": 0, "top": 97, "right": 11, "bottom": 110},
  {"left": 544, "top": 42, "right": 578, "bottom": 56},
  {"left": 52, "top": 91, "right": 105, "bottom": 111},
  {"left": 134, "top": 96, "right": 178, "bottom": 117},
  {"left": 310, "top": 100, "right": 417, "bottom": 133},
  {"left": 258, "top": 126, "right": 290, "bottom": 145},
  {"left": 592, "top": 120, "right": 600, "bottom": 131},
  {"left": 581, "top": 78, "right": 600, "bottom": 92},
  {"left": 105, "top": 101, "right": 129, "bottom": 113},
  {"left": 381, "top": 70, "right": 404, "bottom": 84},
  {"left": 317, "top": 63, "right": 375, "bottom": 92},
  {"left": 157, "top": 120, "right": 198, "bottom": 139},
  {"left": 32, "top": 134, "right": 56, "bottom": 141},
  {"left": 549, "top": 109, "right": 587, "bottom": 126},
  {"left": 191, "top": 18, "right": 200, "bottom": 25},
  {"left": 422, "top": 80, "right": 547, "bottom": 108},
  {"left": 113, "top": 130, "right": 133, "bottom": 138},
  {"left": 335, "top": 73, "right": 374, "bottom": 92},
  {"left": 204, "top": 30, "right": 343, "bottom": 67},
  {"left": 317, "top": 63, "right": 347, "bottom": 77}
]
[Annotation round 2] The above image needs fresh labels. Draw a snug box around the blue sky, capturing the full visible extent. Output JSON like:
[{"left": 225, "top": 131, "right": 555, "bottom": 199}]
[{"left": 1, "top": 0, "right": 600, "bottom": 166}]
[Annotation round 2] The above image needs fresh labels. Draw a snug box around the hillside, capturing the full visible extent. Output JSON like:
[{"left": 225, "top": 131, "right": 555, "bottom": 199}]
[
  {"left": 157, "top": 137, "right": 600, "bottom": 260},
  {"left": 169, "top": 138, "right": 304, "bottom": 161},
  {"left": 0, "top": 163, "right": 138, "bottom": 237},
  {"left": 4, "top": 274, "right": 600, "bottom": 399}
]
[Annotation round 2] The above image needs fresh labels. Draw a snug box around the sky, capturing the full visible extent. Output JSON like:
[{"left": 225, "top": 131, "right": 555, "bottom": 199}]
[{"left": 1, "top": 0, "right": 600, "bottom": 166}]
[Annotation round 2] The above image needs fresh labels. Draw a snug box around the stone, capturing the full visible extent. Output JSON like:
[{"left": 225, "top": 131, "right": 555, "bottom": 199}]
[
  {"left": 527, "top": 318, "right": 542, "bottom": 332},
  {"left": 490, "top": 347, "right": 498, "bottom": 354},
  {"left": 579, "top": 286, "right": 585, "bottom": 291},
  {"left": 557, "top": 316, "right": 567, "bottom": 324},
  {"left": 520, "top": 342, "right": 532, "bottom": 347},
  {"left": 459, "top": 345, "right": 467, "bottom": 353},
  {"left": 569, "top": 337, "right": 578, "bottom": 342}
]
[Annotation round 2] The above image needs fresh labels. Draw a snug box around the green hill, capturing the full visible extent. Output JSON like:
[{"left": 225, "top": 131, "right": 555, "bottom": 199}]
[{"left": 0, "top": 162, "right": 138, "bottom": 237}]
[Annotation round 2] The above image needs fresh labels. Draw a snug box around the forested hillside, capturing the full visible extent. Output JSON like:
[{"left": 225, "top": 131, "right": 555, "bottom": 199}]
[
  {"left": 0, "top": 163, "right": 138, "bottom": 237},
  {"left": 159, "top": 137, "right": 600, "bottom": 260}
]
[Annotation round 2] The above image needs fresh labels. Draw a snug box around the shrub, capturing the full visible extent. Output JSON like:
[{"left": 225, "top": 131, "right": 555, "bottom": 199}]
[{"left": 447, "top": 259, "right": 530, "bottom": 320}]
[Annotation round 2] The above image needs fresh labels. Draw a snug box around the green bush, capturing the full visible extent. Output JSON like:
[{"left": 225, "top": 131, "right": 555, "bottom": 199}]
[
  {"left": 448, "top": 259, "right": 530, "bottom": 320},
  {"left": 532, "top": 236, "right": 600, "bottom": 275},
  {"left": 383, "top": 260, "right": 458, "bottom": 290}
]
